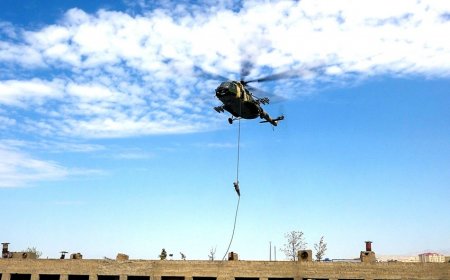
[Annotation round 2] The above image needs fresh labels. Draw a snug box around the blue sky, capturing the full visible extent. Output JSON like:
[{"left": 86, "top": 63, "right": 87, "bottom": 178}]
[{"left": 1, "top": 0, "right": 449, "bottom": 261}]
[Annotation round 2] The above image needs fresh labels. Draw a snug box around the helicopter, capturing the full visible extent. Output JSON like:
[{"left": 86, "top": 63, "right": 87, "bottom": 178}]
[
  {"left": 199, "top": 61, "right": 295, "bottom": 126},
  {"left": 213, "top": 79, "right": 284, "bottom": 126}
]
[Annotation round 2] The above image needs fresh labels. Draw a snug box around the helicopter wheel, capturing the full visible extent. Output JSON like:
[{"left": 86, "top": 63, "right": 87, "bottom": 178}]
[{"left": 228, "top": 118, "right": 233, "bottom": 124}]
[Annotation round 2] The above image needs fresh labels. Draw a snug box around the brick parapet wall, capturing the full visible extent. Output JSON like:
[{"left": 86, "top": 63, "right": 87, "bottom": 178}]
[{"left": 0, "top": 259, "right": 449, "bottom": 280}]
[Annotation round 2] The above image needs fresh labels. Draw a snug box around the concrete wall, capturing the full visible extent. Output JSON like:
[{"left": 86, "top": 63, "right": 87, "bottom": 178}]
[{"left": 0, "top": 259, "right": 449, "bottom": 280}]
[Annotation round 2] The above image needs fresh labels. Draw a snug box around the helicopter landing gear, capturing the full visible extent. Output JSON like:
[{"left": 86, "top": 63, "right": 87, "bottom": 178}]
[
  {"left": 228, "top": 117, "right": 240, "bottom": 124},
  {"left": 214, "top": 106, "right": 225, "bottom": 113}
]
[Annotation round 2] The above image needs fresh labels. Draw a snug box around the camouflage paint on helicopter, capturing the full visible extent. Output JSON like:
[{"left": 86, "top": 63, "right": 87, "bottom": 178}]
[{"left": 214, "top": 80, "right": 283, "bottom": 126}]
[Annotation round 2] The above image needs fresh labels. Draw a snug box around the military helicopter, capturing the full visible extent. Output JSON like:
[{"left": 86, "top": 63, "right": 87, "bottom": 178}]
[
  {"left": 200, "top": 63, "right": 291, "bottom": 126},
  {"left": 214, "top": 79, "right": 284, "bottom": 126}
]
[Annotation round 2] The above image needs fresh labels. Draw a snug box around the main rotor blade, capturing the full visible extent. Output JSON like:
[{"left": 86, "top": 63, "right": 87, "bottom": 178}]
[
  {"left": 244, "top": 69, "right": 300, "bottom": 84},
  {"left": 240, "top": 59, "right": 254, "bottom": 81},
  {"left": 246, "top": 85, "right": 286, "bottom": 103},
  {"left": 246, "top": 85, "right": 267, "bottom": 96},
  {"left": 244, "top": 63, "right": 327, "bottom": 84},
  {"left": 193, "top": 65, "right": 229, "bottom": 81}
]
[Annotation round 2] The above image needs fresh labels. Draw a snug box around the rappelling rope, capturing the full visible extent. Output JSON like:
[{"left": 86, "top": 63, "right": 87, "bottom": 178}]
[
  {"left": 221, "top": 194, "right": 240, "bottom": 261},
  {"left": 236, "top": 117, "right": 241, "bottom": 185},
  {"left": 222, "top": 101, "right": 242, "bottom": 261}
]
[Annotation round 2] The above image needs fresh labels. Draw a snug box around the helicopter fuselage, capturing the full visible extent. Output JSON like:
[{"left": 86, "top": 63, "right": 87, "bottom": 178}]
[
  {"left": 215, "top": 81, "right": 260, "bottom": 119},
  {"left": 214, "top": 80, "right": 284, "bottom": 126}
]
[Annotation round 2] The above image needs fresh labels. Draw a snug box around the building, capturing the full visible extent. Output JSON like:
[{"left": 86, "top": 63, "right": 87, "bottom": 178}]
[
  {"left": 376, "top": 255, "right": 419, "bottom": 263},
  {"left": 1, "top": 243, "right": 449, "bottom": 280},
  {"left": 1, "top": 256, "right": 450, "bottom": 280},
  {"left": 418, "top": 252, "right": 445, "bottom": 263}
]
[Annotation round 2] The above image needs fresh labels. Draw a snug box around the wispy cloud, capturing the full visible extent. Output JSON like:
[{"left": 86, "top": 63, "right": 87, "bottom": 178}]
[
  {"left": 1, "top": 0, "right": 449, "bottom": 138},
  {"left": 0, "top": 115, "right": 16, "bottom": 128},
  {"left": 203, "top": 142, "right": 237, "bottom": 149},
  {"left": 0, "top": 138, "right": 105, "bottom": 153},
  {"left": 0, "top": 144, "right": 68, "bottom": 187},
  {"left": 112, "top": 150, "right": 155, "bottom": 160},
  {"left": 0, "top": 142, "right": 105, "bottom": 188}
]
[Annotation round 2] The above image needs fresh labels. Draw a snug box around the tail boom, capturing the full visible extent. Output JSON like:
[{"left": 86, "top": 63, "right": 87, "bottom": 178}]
[{"left": 259, "top": 114, "right": 284, "bottom": 126}]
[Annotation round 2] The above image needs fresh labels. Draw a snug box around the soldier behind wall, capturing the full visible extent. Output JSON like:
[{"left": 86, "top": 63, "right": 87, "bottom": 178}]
[{"left": 159, "top": 248, "right": 167, "bottom": 260}]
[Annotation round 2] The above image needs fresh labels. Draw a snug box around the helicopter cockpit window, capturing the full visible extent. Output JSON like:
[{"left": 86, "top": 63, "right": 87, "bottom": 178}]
[
  {"left": 220, "top": 82, "right": 231, "bottom": 88},
  {"left": 216, "top": 82, "right": 236, "bottom": 95}
]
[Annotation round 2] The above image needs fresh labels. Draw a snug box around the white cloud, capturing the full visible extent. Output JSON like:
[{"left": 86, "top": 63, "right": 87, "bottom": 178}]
[
  {"left": 0, "top": 144, "right": 68, "bottom": 187},
  {"left": 66, "top": 83, "right": 118, "bottom": 101},
  {"left": 0, "top": 0, "right": 449, "bottom": 137},
  {"left": 0, "top": 21, "right": 18, "bottom": 38},
  {"left": 204, "top": 142, "right": 237, "bottom": 149},
  {"left": 0, "top": 141, "right": 106, "bottom": 187},
  {"left": 0, "top": 115, "right": 16, "bottom": 128},
  {"left": 0, "top": 138, "right": 105, "bottom": 153},
  {"left": 113, "top": 150, "right": 155, "bottom": 160},
  {"left": 0, "top": 78, "right": 64, "bottom": 106},
  {"left": 61, "top": 116, "right": 212, "bottom": 138}
]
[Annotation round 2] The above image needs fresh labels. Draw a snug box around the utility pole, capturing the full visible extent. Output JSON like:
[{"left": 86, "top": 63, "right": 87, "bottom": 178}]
[
  {"left": 274, "top": 245, "right": 277, "bottom": 261},
  {"left": 269, "top": 241, "right": 272, "bottom": 261}
]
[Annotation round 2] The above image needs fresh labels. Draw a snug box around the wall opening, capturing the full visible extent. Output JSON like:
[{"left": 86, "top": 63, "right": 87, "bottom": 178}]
[
  {"left": 302, "top": 278, "right": 329, "bottom": 280},
  {"left": 235, "top": 278, "right": 259, "bottom": 280},
  {"left": 193, "top": 277, "right": 216, "bottom": 280},
  {"left": 40, "top": 275, "right": 60, "bottom": 280},
  {"left": 270, "top": 278, "right": 294, "bottom": 280},
  {"left": 98, "top": 276, "right": 119, "bottom": 280},
  {"left": 128, "top": 277, "right": 150, "bottom": 280},
  {"left": 69, "top": 275, "right": 89, "bottom": 280},
  {"left": 161, "top": 277, "right": 184, "bottom": 280},
  {"left": 11, "top": 274, "right": 31, "bottom": 280}
]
